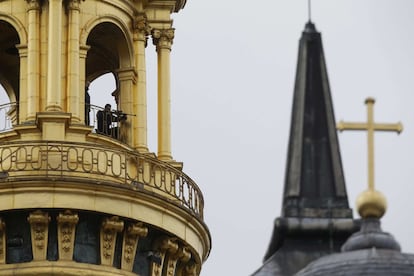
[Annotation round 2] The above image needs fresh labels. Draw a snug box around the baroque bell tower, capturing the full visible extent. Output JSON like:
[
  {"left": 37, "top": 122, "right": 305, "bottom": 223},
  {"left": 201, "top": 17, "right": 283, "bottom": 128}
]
[{"left": 0, "top": 0, "right": 210, "bottom": 275}]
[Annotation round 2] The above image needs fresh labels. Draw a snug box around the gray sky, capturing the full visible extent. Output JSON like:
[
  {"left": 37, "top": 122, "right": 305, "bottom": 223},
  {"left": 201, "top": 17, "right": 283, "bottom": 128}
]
[
  {"left": 1, "top": 1, "right": 413, "bottom": 275},
  {"left": 168, "top": 1, "right": 414, "bottom": 275}
]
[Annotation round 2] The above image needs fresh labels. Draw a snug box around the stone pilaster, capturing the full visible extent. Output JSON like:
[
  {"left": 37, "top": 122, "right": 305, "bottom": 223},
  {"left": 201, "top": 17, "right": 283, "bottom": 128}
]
[
  {"left": 152, "top": 28, "right": 175, "bottom": 161},
  {"left": 121, "top": 222, "right": 148, "bottom": 271},
  {"left": 150, "top": 236, "right": 178, "bottom": 276},
  {"left": 57, "top": 210, "right": 79, "bottom": 260},
  {"left": 27, "top": 210, "right": 51, "bottom": 260},
  {"left": 100, "top": 216, "right": 124, "bottom": 266},
  {"left": 116, "top": 68, "right": 137, "bottom": 144}
]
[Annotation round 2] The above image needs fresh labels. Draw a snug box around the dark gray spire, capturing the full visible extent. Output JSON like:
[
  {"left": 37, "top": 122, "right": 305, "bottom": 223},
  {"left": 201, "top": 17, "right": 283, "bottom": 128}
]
[
  {"left": 252, "top": 22, "right": 358, "bottom": 276},
  {"left": 283, "top": 22, "right": 351, "bottom": 218}
]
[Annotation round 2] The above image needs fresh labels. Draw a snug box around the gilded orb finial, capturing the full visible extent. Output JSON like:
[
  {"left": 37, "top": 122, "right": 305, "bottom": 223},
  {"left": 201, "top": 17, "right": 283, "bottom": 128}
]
[
  {"left": 356, "top": 189, "right": 387, "bottom": 218},
  {"left": 337, "top": 97, "right": 402, "bottom": 219}
]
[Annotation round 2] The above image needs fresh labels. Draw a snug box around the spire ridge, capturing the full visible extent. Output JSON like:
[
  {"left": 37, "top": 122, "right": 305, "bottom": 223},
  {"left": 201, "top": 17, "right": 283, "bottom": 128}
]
[{"left": 282, "top": 22, "right": 351, "bottom": 218}]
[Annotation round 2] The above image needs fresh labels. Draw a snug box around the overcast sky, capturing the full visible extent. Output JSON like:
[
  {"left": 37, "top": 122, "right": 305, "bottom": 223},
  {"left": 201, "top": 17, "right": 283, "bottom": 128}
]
[
  {"left": 1, "top": 1, "right": 413, "bottom": 275},
  {"left": 166, "top": 1, "right": 414, "bottom": 275}
]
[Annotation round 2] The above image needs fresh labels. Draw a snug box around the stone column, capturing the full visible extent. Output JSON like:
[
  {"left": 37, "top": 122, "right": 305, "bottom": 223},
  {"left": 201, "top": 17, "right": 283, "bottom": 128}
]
[
  {"left": 46, "top": 0, "right": 63, "bottom": 111},
  {"left": 121, "top": 222, "right": 148, "bottom": 271},
  {"left": 152, "top": 28, "right": 175, "bottom": 161},
  {"left": 27, "top": 210, "right": 50, "bottom": 260},
  {"left": 132, "top": 15, "right": 150, "bottom": 152},
  {"left": 66, "top": 0, "right": 81, "bottom": 122},
  {"left": 100, "top": 216, "right": 124, "bottom": 266},
  {"left": 26, "top": 0, "right": 41, "bottom": 121},
  {"left": 57, "top": 210, "right": 79, "bottom": 260}
]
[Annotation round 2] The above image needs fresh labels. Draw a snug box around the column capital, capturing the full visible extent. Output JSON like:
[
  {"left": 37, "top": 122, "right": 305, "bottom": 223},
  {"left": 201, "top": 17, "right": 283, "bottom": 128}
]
[
  {"left": 133, "top": 14, "right": 151, "bottom": 42},
  {"left": 152, "top": 28, "right": 175, "bottom": 50},
  {"left": 67, "top": 0, "right": 81, "bottom": 11},
  {"left": 26, "top": 0, "right": 41, "bottom": 11}
]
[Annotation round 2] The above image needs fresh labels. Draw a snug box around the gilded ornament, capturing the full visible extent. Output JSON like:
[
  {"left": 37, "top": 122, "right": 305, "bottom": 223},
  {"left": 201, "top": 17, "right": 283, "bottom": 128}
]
[{"left": 337, "top": 97, "right": 402, "bottom": 219}]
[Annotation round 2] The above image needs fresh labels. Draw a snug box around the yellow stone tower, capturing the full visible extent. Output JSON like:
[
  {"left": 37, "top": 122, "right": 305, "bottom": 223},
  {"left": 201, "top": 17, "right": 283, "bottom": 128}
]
[{"left": 0, "top": 0, "right": 210, "bottom": 275}]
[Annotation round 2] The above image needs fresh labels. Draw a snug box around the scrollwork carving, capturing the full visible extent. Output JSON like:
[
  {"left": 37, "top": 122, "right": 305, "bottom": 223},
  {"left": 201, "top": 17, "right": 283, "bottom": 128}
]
[
  {"left": 122, "top": 222, "right": 148, "bottom": 271},
  {"left": 100, "top": 216, "right": 124, "bottom": 265},
  {"left": 57, "top": 210, "right": 79, "bottom": 260},
  {"left": 150, "top": 236, "right": 179, "bottom": 276}
]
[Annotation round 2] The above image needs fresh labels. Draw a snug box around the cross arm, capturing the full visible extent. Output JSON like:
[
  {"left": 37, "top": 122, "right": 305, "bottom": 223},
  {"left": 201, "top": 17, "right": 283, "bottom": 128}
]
[
  {"left": 337, "top": 121, "right": 367, "bottom": 132},
  {"left": 374, "top": 122, "right": 403, "bottom": 134}
]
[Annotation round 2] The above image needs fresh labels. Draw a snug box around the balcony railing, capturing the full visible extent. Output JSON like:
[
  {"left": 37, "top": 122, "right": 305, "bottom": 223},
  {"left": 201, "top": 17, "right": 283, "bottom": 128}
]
[
  {"left": 0, "top": 141, "right": 204, "bottom": 219},
  {"left": 0, "top": 102, "right": 18, "bottom": 132}
]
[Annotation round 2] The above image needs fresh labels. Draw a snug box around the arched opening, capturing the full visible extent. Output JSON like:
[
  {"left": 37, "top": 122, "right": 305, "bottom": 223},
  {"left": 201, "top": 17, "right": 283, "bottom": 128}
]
[
  {"left": 0, "top": 20, "right": 20, "bottom": 131},
  {"left": 85, "top": 22, "right": 132, "bottom": 141}
]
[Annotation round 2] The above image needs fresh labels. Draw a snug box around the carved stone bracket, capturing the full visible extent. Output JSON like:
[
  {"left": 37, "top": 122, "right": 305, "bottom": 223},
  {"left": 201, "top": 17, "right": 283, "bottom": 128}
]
[
  {"left": 150, "top": 236, "right": 179, "bottom": 276},
  {"left": 100, "top": 216, "right": 124, "bottom": 266},
  {"left": 121, "top": 222, "right": 148, "bottom": 271},
  {"left": 0, "top": 218, "right": 5, "bottom": 264},
  {"left": 151, "top": 28, "right": 175, "bottom": 51},
  {"left": 166, "top": 246, "right": 192, "bottom": 276},
  {"left": 57, "top": 210, "right": 79, "bottom": 260},
  {"left": 27, "top": 210, "right": 51, "bottom": 260}
]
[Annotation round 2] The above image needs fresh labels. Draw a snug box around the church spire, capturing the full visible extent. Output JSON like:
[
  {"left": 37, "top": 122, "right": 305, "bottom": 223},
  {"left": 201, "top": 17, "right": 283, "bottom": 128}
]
[
  {"left": 282, "top": 21, "right": 351, "bottom": 218},
  {"left": 252, "top": 23, "right": 358, "bottom": 276}
]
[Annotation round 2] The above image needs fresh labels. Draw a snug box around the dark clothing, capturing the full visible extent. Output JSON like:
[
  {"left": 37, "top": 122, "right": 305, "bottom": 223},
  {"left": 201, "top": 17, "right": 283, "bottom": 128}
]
[
  {"left": 96, "top": 110, "right": 126, "bottom": 139},
  {"left": 96, "top": 110, "right": 114, "bottom": 136},
  {"left": 85, "top": 91, "right": 90, "bottom": 125}
]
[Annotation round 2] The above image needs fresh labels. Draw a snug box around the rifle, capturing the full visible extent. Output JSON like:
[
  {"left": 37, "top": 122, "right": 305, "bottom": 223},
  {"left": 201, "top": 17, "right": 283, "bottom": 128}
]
[{"left": 111, "top": 110, "right": 137, "bottom": 118}]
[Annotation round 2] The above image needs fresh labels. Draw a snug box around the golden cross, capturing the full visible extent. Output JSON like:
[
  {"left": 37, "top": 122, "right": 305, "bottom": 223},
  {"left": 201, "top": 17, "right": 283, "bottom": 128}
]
[{"left": 337, "top": 97, "right": 403, "bottom": 191}]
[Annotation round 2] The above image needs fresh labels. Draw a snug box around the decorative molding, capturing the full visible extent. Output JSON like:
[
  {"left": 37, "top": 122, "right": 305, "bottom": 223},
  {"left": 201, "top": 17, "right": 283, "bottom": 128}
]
[
  {"left": 27, "top": 210, "right": 51, "bottom": 260},
  {"left": 152, "top": 28, "right": 175, "bottom": 50},
  {"left": 57, "top": 210, "right": 79, "bottom": 260},
  {"left": 100, "top": 216, "right": 124, "bottom": 266},
  {"left": 121, "top": 222, "right": 148, "bottom": 271},
  {"left": 0, "top": 218, "right": 5, "bottom": 264}
]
